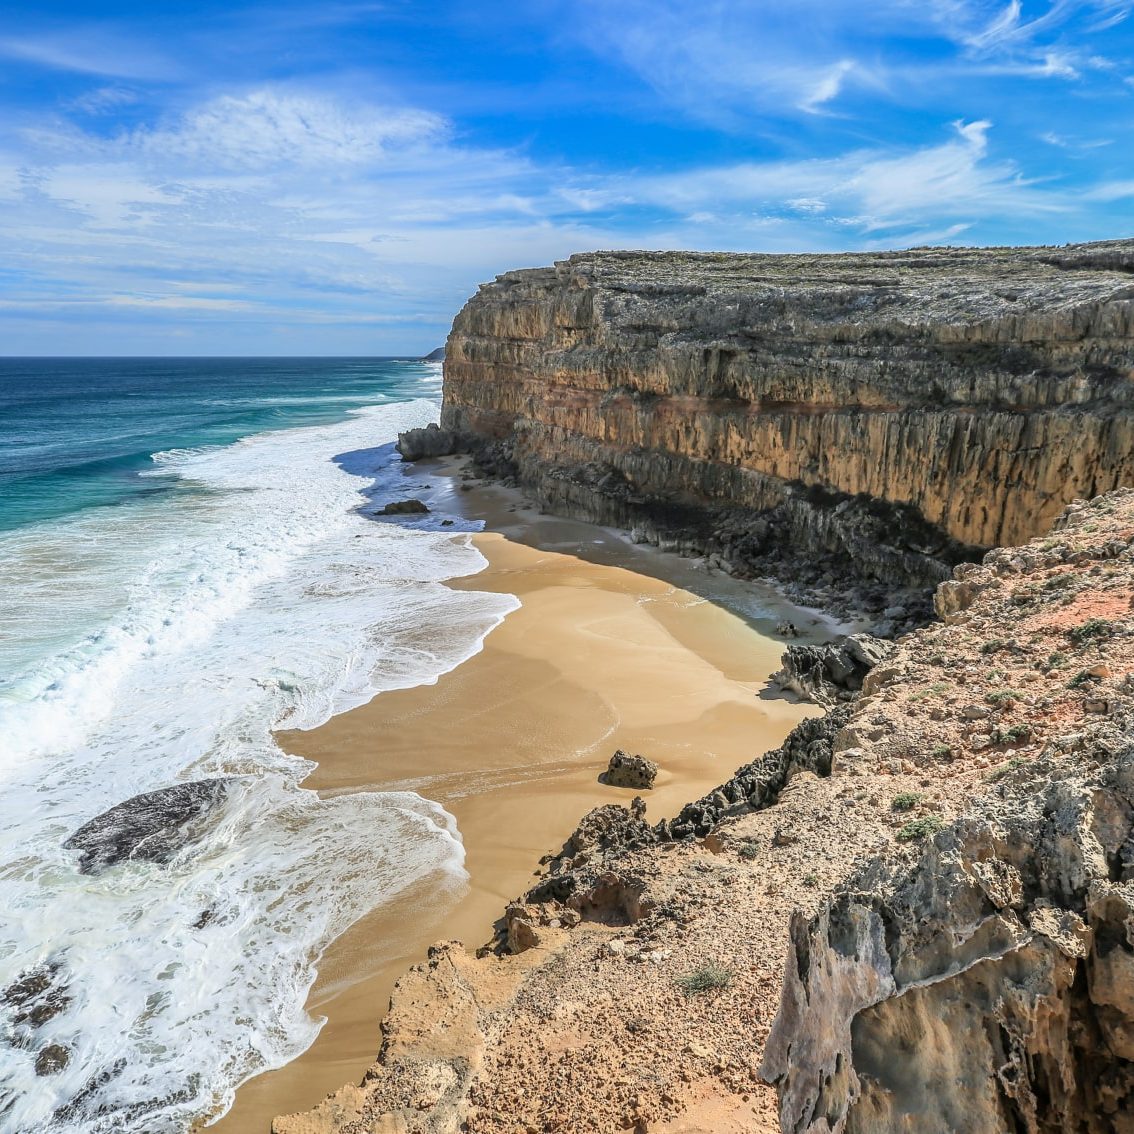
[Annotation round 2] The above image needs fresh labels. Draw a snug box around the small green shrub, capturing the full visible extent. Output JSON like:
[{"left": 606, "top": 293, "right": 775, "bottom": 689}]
[
  {"left": 985, "top": 689, "right": 1023, "bottom": 706},
  {"left": 802, "top": 874, "right": 819, "bottom": 888},
  {"left": 980, "top": 639, "right": 1008, "bottom": 655},
  {"left": 910, "top": 681, "right": 949, "bottom": 702},
  {"left": 736, "top": 840, "right": 760, "bottom": 860},
  {"left": 931, "top": 743, "right": 952, "bottom": 759},
  {"left": 676, "top": 964, "right": 735, "bottom": 997},
  {"left": 896, "top": 817, "right": 945, "bottom": 843},
  {"left": 891, "top": 792, "right": 923, "bottom": 812},
  {"left": 1068, "top": 669, "right": 1100, "bottom": 689},
  {"left": 1067, "top": 618, "right": 1118, "bottom": 646}
]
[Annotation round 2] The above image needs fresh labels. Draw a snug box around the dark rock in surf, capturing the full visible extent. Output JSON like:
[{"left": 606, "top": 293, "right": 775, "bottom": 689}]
[
  {"left": 2, "top": 961, "right": 71, "bottom": 1030},
  {"left": 63, "top": 779, "right": 232, "bottom": 875},
  {"left": 380, "top": 498, "right": 430, "bottom": 515},
  {"left": 35, "top": 1044, "right": 70, "bottom": 1076}
]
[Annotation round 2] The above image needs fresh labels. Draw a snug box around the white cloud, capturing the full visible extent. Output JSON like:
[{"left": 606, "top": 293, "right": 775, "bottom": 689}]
[{"left": 130, "top": 91, "right": 446, "bottom": 170}]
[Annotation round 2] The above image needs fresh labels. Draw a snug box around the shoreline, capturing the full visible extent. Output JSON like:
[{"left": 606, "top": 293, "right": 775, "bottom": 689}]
[{"left": 208, "top": 459, "right": 827, "bottom": 1133}]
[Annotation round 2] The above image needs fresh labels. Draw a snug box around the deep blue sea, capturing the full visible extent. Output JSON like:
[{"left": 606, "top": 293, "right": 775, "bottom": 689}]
[{"left": 0, "top": 359, "right": 516, "bottom": 1134}]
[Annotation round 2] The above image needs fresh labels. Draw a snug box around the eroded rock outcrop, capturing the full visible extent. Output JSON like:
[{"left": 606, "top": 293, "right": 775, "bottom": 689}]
[
  {"left": 763, "top": 490, "right": 1134, "bottom": 1133},
  {"left": 442, "top": 242, "right": 1134, "bottom": 597}
]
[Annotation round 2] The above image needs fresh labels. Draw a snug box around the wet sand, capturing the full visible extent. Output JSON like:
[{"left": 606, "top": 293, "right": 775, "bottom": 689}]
[{"left": 208, "top": 471, "right": 827, "bottom": 1132}]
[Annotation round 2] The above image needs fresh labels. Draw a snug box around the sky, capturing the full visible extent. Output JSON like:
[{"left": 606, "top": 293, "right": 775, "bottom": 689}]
[{"left": 1, "top": 0, "right": 1132, "bottom": 355}]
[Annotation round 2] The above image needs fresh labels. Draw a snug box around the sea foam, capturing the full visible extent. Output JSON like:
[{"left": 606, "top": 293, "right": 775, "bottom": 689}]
[{"left": 0, "top": 394, "right": 517, "bottom": 1132}]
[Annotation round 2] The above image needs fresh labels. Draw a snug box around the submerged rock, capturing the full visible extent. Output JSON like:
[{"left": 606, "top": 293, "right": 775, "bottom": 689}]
[
  {"left": 396, "top": 422, "right": 459, "bottom": 461},
  {"left": 63, "top": 779, "right": 232, "bottom": 875},
  {"left": 2, "top": 960, "right": 71, "bottom": 1030},
  {"left": 601, "top": 750, "right": 659, "bottom": 789},
  {"left": 379, "top": 498, "right": 430, "bottom": 515}
]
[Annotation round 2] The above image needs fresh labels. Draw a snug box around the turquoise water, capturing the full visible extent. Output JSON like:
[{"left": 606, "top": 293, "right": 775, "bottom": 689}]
[
  {"left": 0, "top": 357, "right": 441, "bottom": 532},
  {"left": 0, "top": 358, "right": 519, "bottom": 1134}
]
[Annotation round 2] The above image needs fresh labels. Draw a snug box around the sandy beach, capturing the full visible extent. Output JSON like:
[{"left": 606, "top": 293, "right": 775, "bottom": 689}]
[{"left": 208, "top": 465, "right": 828, "bottom": 1133}]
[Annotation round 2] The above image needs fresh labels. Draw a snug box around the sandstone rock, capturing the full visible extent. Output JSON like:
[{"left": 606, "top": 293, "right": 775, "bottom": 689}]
[
  {"left": 396, "top": 422, "right": 459, "bottom": 461},
  {"left": 602, "top": 750, "right": 659, "bottom": 789},
  {"left": 380, "top": 499, "right": 430, "bottom": 515}
]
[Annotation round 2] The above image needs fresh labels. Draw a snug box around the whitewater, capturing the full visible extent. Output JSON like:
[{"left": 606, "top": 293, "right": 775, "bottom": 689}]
[{"left": 0, "top": 362, "right": 518, "bottom": 1132}]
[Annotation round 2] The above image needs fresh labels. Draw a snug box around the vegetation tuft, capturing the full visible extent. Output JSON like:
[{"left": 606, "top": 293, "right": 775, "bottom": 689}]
[
  {"left": 896, "top": 817, "right": 945, "bottom": 843},
  {"left": 676, "top": 964, "right": 735, "bottom": 997}
]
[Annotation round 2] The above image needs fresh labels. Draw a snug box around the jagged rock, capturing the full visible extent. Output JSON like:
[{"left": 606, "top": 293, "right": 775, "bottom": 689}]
[
  {"left": 63, "top": 779, "right": 231, "bottom": 875},
  {"left": 660, "top": 706, "right": 854, "bottom": 840},
  {"left": 762, "top": 740, "right": 1134, "bottom": 1134},
  {"left": 776, "top": 620, "right": 800, "bottom": 637},
  {"left": 441, "top": 243, "right": 1134, "bottom": 601},
  {"left": 772, "top": 634, "right": 894, "bottom": 704},
  {"left": 396, "top": 422, "right": 460, "bottom": 461},
  {"left": 380, "top": 498, "right": 430, "bottom": 515},
  {"left": 601, "top": 750, "right": 659, "bottom": 789}
]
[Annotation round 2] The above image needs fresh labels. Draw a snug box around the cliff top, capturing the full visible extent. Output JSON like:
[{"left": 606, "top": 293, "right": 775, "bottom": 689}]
[{"left": 482, "top": 238, "right": 1134, "bottom": 325}]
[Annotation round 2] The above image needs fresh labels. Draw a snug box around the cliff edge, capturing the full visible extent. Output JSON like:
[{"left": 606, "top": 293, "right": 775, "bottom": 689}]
[{"left": 442, "top": 242, "right": 1134, "bottom": 602}]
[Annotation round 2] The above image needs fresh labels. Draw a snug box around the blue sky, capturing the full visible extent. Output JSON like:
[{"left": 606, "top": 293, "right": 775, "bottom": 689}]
[{"left": 1, "top": 0, "right": 1132, "bottom": 354}]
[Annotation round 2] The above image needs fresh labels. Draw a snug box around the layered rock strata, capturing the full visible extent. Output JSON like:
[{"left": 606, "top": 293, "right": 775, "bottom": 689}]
[
  {"left": 278, "top": 490, "right": 1134, "bottom": 1134},
  {"left": 442, "top": 241, "right": 1134, "bottom": 603}
]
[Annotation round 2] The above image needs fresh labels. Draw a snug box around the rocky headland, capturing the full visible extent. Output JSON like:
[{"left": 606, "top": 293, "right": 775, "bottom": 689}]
[
  {"left": 279, "top": 242, "right": 1134, "bottom": 1133},
  {"left": 434, "top": 241, "right": 1134, "bottom": 627}
]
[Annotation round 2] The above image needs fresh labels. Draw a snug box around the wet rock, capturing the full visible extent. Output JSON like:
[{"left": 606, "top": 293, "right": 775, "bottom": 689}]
[
  {"left": 396, "top": 422, "right": 459, "bottom": 461},
  {"left": 2, "top": 961, "right": 71, "bottom": 1030},
  {"left": 35, "top": 1044, "right": 70, "bottom": 1076},
  {"left": 379, "top": 498, "right": 429, "bottom": 515},
  {"left": 601, "top": 750, "right": 659, "bottom": 790},
  {"left": 63, "top": 779, "right": 232, "bottom": 875},
  {"left": 776, "top": 621, "right": 800, "bottom": 638}
]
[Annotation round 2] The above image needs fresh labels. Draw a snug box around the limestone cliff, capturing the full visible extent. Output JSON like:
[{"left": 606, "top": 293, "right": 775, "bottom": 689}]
[{"left": 442, "top": 242, "right": 1134, "bottom": 591}]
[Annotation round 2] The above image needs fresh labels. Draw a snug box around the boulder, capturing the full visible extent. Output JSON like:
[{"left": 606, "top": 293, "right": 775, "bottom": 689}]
[
  {"left": 380, "top": 499, "right": 429, "bottom": 515},
  {"left": 396, "top": 423, "right": 459, "bottom": 461},
  {"left": 601, "top": 750, "right": 659, "bottom": 789},
  {"left": 63, "top": 779, "right": 232, "bottom": 875}
]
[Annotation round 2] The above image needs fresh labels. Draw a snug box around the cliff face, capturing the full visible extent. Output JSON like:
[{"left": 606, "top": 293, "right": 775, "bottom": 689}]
[{"left": 442, "top": 242, "right": 1134, "bottom": 589}]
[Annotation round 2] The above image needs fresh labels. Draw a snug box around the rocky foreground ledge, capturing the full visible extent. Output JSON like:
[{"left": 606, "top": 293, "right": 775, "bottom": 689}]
[
  {"left": 438, "top": 241, "right": 1134, "bottom": 628},
  {"left": 277, "top": 492, "right": 1134, "bottom": 1132}
]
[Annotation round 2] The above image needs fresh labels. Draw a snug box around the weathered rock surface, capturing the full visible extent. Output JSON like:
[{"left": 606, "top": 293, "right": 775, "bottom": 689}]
[
  {"left": 442, "top": 243, "right": 1134, "bottom": 601},
  {"left": 771, "top": 634, "right": 894, "bottom": 704},
  {"left": 601, "top": 749, "right": 659, "bottom": 789},
  {"left": 397, "top": 422, "right": 460, "bottom": 461},
  {"left": 763, "top": 489, "right": 1134, "bottom": 1133},
  {"left": 63, "top": 779, "right": 232, "bottom": 874}
]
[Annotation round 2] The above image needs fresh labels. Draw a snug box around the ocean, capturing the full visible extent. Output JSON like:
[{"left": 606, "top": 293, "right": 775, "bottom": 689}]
[{"left": 0, "top": 359, "right": 517, "bottom": 1133}]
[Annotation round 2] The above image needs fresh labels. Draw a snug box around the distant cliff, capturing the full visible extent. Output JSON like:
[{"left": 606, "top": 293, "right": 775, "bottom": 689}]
[{"left": 441, "top": 242, "right": 1134, "bottom": 590}]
